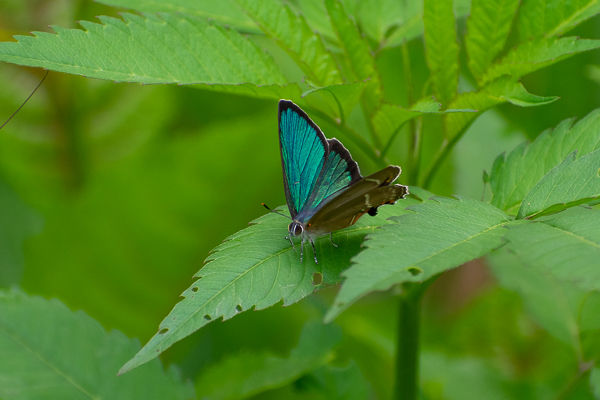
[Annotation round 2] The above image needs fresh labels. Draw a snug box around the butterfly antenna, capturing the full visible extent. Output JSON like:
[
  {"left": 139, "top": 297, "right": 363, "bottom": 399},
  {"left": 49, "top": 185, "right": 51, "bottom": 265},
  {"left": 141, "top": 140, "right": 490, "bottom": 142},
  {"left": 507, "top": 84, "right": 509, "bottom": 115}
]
[
  {"left": 261, "top": 203, "right": 292, "bottom": 220},
  {"left": 0, "top": 70, "right": 49, "bottom": 131}
]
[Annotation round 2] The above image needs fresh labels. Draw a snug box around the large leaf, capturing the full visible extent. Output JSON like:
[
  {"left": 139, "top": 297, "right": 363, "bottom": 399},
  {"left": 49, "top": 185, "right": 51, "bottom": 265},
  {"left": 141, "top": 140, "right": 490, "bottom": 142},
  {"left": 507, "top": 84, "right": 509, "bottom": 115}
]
[
  {"left": 96, "top": 0, "right": 260, "bottom": 32},
  {"left": 519, "top": 0, "right": 600, "bottom": 39},
  {"left": 0, "top": 289, "right": 194, "bottom": 400},
  {"left": 325, "top": 196, "right": 515, "bottom": 322},
  {"left": 325, "top": 0, "right": 384, "bottom": 112},
  {"left": 504, "top": 208, "right": 600, "bottom": 292},
  {"left": 233, "top": 0, "right": 342, "bottom": 87},
  {"left": 465, "top": 0, "right": 520, "bottom": 82},
  {"left": 481, "top": 37, "right": 600, "bottom": 85},
  {"left": 195, "top": 322, "right": 341, "bottom": 400},
  {"left": 0, "top": 13, "right": 288, "bottom": 88},
  {"left": 423, "top": 0, "right": 459, "bottom": 106},
  {"left": 490, "top": 109, "right": 600, "bottom": 212},
  {"left": 0, "top": 179, "right": 43, "bottom": 287},
  {"left": 120, "top": 197, "right": 419, "bottom": 374},
  {"left": 517, "top": 149, "right": 600, "bottom": 219}
]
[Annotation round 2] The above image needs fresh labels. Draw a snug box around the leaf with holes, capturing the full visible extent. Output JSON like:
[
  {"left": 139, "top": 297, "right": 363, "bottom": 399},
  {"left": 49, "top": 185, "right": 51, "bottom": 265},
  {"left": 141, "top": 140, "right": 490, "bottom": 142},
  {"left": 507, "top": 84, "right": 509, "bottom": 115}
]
[
  {"left": 490, "top": 109, "right": 600, "bottom": 212},
  {"left": 505, "top": 208, "right": 600, "bottom": 292},
  {"left": 325, "top": 196, "right": 516, "bottom": 322},
  {"left": 0, "top": 289, "right": 194, "bottom": 400},
  {"left": 120, "top": 195, "right": 421, "bottom": 374},
  {"left": 518, "top": 148, "right": 600, "bottom": 219}
]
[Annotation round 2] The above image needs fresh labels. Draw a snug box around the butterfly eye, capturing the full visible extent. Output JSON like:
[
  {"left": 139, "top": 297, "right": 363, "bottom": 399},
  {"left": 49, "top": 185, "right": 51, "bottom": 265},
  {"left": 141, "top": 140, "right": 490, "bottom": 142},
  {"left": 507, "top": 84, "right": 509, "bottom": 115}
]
[{"left": 294, "top": 224, "right": 304, "bottom": 236}]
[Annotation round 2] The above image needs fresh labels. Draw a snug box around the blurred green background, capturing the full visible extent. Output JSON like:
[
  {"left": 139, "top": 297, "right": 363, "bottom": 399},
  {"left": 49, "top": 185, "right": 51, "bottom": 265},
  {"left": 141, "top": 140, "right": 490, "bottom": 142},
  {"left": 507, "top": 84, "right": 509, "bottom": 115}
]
[{"left": 2, "top": 1, "right": 600, "bottom": 398}]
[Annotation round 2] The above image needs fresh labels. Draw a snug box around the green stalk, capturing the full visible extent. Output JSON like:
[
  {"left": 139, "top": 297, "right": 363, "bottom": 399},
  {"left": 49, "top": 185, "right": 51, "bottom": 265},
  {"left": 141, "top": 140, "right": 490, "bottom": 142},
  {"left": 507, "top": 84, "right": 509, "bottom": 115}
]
[{"left": 394, "top": 282, "right": 429, "bottom": 400}]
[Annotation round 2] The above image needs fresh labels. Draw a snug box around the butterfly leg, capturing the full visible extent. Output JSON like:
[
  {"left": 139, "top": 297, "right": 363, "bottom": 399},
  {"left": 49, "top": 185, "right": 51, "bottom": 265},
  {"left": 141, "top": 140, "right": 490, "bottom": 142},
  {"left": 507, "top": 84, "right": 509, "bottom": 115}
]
[
  {"left": 285, "top": 236, "right": 296, "bottom": 252},
  {"left": 300, "top": 239, "right": 305, "bottom": 263},
  {"left": 309, "top": 238, "right": 318, "bottom": 264},
  {"left": 329, "top": 233, "right": 339, "bottom": 247}
]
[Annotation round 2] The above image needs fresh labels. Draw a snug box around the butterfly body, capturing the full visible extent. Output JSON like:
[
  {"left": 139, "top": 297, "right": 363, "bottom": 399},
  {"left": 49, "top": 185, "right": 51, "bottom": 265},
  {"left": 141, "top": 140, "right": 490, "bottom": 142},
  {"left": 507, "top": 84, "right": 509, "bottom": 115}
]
[{"left": 276, "top": 100, "right": 408, "bottom": 263}]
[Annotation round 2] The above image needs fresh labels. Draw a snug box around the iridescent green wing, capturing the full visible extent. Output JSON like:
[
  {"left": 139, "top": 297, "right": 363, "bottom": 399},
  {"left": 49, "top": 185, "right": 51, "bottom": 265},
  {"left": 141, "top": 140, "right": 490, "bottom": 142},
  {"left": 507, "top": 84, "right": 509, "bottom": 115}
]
[
  {"left": 305, "top": 166, "right": 409, "bottom": 234},
  {"left": 279, "top": 100, "right": 328, "bottom": 218}
]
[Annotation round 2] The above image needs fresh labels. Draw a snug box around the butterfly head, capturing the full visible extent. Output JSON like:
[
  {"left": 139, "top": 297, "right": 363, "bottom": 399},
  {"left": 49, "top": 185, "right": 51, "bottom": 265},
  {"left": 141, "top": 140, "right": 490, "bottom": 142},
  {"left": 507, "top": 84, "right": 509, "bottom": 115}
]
[{"left": 288, "top": 221, "right": 305, "bottom": 237}]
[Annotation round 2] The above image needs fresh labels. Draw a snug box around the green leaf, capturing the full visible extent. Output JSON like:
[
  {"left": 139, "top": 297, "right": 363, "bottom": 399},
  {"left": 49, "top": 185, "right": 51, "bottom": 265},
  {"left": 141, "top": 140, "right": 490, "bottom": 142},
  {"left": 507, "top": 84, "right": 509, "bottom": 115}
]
[
  {"left": 517, "top": 149, "right": 600, "bottom": 219},
  {"left": 325, "top": 0, "right": 384, "bottom": 111},
  {"left": 196, "top": 322, "right": 341, "bottom": 400},
  {"left": 306, "top": 361, "right": 372, "bottom": 400},
  {"left": 488, "top": 247, "right": 585, "bottom": 348},
  {"left": 0, "top": 13, "right": 287, "bottom": 86},
  {"left": 490, "top": 109, "right": 600, "bottom": 212},
  {"left": 0, "top": 179, "right": 43, "bottom": 287},
  {"left": 96, "top": 0, "right": 260, "bottom": 32},
  {"left": 591, "top": 367, "right": 600, "bottom": 398},
  {"left": 481, "top": 37, "right": 600, "bottom": 86},
  {"left": 325, "top": 196, "right": 514, "bottom": 322},
  {"left": 0, "top": 289, "right": 195, "bottom": 400},
  {"left": 374, "top": 99, "right": 477, "bottom": 156},
  {"left": 233, "top": 0, "right": 342, "bottom": 87},
  {"left": 301, "top": 80, "right": 369, "bottom": 124},
  {"left": 490, "top": 79, "right": 560, "bottom": 107},
  {"left": 504, "top": 208, "right": 600, "bottom": 292},
  {"left": 424, "top": 0, "right": 459, "bottom": 105},
  {"left": 465, "top": 0, "right": 520, "bottom": 82},
  {"left": 351, "top": 0, "right": 405, "bottom": 43},
  {"left": 120, "top": 200, "right": 416, "bottom": 374},
  {"left": 519, "top": 0, "right": 600, "bottom": 39}
]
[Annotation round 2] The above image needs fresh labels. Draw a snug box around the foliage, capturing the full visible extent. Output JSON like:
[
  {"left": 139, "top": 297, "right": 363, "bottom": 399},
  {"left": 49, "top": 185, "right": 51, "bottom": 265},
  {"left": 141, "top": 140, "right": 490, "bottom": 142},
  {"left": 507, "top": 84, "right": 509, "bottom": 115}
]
[{"left": 1, "top": 0, "right": 600, "bottom": 399}]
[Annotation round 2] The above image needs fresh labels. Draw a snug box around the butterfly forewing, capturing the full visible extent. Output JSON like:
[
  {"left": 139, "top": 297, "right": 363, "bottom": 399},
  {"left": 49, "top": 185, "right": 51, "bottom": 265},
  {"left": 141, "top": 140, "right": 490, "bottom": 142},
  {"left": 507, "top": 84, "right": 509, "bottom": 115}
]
[{"left": 278, "top": 101, "right": 328, "bottom": 218}]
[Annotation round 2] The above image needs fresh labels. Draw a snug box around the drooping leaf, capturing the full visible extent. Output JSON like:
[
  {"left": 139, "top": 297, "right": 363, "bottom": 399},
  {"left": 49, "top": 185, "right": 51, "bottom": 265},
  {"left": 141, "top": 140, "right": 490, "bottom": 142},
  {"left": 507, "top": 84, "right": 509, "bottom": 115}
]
[
  {"left": 325, "top": 0, "right": 384, "bottom": 112},
  {"left": 325, "top": 196, "right": 515, "bottom": 322},
  {"left": 465, "top": 0, "right": 520, "bottom": 82},
  {"left": 0, "top": 179, "right": 43, "bottom": 288},
  {"left": 0, "top": 13, "right": 287, "bottom": 87},
  {"left": 519, "top": 0, "right": 600, "bottom": 40},
  {"left": 120, "top": 197, "right": 420, "bottom": 374},
  {"left": 424, "top": 0, "right": 459, "bottom": 106},
  {"left": 196, "top": 322, "right": 341, "bottom": 400},
  {"left": 374, "top": 99, "right": 477, "bottom": 156},
  {"left": 96, "top": 0, "right": 260, "bottom": 32},
  {"left": 490, "top": 109, "right": 600, "bottom": 212},
  {"left": 481, "top": 37, "right": 600, "bottom": 86},
  {"left": 517, "top": 149, "right": 600, "bottom": 219},
  {"left": 233, "top": 0, "right": 342, "bottom": 87},
  {"left": 301, "top": 80, "right": 369, "bottom": 124},
  {"left": 505, "top": 208, "right": 600, "bottom": 292},
  {"left": 0, "top": 289, "right": 195, "bottom": 400},
  {"left": 489, "top": 79, "right": 560, "bottom": 107}
]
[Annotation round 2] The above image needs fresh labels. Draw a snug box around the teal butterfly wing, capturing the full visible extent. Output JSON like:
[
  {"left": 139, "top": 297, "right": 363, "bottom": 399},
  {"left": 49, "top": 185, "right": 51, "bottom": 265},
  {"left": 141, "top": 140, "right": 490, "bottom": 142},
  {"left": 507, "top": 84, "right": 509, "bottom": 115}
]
[{"left": 278, "top": 101, "right": 361, "bottom": 219}]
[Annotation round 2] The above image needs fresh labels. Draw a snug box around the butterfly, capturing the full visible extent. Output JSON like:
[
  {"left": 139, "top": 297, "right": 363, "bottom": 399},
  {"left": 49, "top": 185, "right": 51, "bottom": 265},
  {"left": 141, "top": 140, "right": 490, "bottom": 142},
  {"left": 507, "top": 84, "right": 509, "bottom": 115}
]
[{"left": 264, "top": 100, "right": 408, "bottom": 264}]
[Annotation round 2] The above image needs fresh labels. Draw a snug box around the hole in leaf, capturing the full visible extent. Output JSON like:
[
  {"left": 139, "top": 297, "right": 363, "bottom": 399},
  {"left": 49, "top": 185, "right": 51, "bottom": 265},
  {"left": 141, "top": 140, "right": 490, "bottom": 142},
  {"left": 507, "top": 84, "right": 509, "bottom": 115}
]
[
  {"left": 236, "top": 305, "right": 242, "bottom": 312},
  {"left": 159, "top": 328, "right": 169, "bottom": 334},
  {"left": 191, "top": 287, "right": 199, "bottom": 292},
  {"left": 407, "top": 267, "right": 422, "bottom": 276},
  {"left": 203, "top": 315, "right": 212, "bottom": 321},
  {"left": 313, "top": 272, "right": 323, "bottom": 285}
]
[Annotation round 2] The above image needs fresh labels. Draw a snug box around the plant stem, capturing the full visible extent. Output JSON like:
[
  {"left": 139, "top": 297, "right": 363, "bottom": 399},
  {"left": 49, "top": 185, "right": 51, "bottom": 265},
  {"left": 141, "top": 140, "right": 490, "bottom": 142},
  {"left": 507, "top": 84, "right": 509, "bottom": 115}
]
[{"left": 394, "top": 283, "right": 427, "bottom": 400}]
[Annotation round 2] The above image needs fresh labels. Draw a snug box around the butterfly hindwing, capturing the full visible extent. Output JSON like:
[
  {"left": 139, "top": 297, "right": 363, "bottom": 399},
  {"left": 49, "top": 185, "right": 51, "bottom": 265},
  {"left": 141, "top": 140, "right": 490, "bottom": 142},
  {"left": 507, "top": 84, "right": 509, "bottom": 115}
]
[
  {"left": 305, "top": 166, "right": 409, "bottom": 234},
  {"left": 278, "top": 100, "right": 328, "bottom": 218}
]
